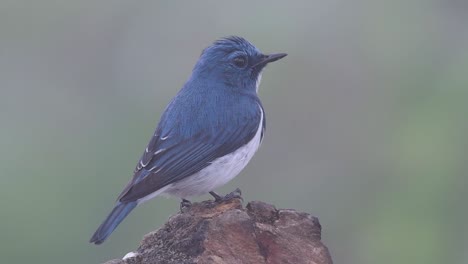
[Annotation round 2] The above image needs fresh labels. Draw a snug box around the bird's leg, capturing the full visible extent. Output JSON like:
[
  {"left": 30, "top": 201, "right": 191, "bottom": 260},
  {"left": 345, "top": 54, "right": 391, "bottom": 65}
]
[
  {"left": 209, "top": 188, "right": 242, "bottom": 203},
  {"left": 180, "top": 198, "right": 192, "bottom": 212},
  {"left": 209, "top": 191, "right": 223, "bottom": 202}
]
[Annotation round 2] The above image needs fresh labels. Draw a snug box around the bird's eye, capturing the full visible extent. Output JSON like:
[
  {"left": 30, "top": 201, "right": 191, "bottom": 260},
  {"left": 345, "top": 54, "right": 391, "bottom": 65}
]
[{"left": 233, "top": 56, "right": 247, "bottom": 68}]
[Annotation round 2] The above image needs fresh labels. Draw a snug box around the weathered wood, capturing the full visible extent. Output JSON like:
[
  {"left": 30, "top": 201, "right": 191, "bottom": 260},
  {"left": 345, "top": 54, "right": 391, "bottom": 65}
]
[{"left": 104, "top": 199, "right": 333, "bottom": 264}]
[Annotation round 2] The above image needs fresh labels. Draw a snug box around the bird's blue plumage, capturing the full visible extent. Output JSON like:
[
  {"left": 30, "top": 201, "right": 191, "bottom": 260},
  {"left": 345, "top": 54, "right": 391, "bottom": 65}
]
[
  {"left": 90, "top": 36, "right": 286, "bottom": 244},
  {"left": 118, "top": 89, "right": 264, "bottom": 202},
  {"left": 89, "top": 201, "right": 137, "bottom": 245}
]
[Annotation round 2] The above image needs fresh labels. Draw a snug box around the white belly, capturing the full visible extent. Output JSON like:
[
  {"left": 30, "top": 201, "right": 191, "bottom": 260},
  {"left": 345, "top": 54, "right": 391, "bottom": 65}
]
[{"left": 162, "top": 108, "right": 264, "bottom": 198}]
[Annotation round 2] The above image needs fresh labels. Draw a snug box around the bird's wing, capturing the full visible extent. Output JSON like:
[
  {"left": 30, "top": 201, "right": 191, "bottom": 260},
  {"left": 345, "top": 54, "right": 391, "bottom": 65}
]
[{"left": 117, "top": 107, "right": 263, "bottom": 203}]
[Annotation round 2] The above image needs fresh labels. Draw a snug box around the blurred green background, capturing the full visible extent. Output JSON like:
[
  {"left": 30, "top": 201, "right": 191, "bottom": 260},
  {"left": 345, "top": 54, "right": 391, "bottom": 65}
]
[{"left": 1, "top": 1, "right": 467, "bottom": 263}]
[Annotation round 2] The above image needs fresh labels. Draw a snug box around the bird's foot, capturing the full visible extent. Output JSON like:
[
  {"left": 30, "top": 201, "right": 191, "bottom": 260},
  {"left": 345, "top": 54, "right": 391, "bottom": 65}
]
[
  {"left": 209, "top": 188, "right": 243, "bottom": 203},
  {"left": 180, "top": 198, "right": 192, "bottom": 213}
]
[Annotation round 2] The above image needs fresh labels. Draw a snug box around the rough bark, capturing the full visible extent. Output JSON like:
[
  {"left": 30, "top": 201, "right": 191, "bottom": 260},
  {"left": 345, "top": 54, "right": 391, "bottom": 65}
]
[{"left": 104, "top": 199, "right": 333, "bottom": 264}]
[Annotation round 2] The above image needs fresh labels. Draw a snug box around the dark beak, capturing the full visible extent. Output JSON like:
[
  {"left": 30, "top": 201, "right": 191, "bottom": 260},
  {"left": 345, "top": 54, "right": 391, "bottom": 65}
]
[{"left": 252, "top": 53, "right": 287, "bottom": 68}]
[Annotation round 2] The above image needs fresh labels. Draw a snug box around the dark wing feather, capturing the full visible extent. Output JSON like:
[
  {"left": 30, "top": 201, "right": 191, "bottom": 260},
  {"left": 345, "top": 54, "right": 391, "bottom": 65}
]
[{"left": 117, "top": 107, "right": 262, "bottom": 203}]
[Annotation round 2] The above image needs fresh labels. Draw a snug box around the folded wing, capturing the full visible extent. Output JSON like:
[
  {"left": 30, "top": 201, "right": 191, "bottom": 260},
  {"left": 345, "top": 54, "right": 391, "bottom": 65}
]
[{"left": 117, "top": 106, "right": 263, "bottom": 203}]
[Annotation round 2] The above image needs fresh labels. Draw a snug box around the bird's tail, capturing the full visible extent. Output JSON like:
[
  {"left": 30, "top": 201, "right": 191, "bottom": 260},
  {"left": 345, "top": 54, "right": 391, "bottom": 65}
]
[{"left": 89, "top": 201, "right": 137, "bottom": 245}]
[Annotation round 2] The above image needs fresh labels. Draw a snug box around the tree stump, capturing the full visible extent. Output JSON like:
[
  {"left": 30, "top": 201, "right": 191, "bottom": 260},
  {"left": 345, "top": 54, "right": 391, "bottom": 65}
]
[{"left": 104, "top": 199, "right": 333, "bottom": 264}]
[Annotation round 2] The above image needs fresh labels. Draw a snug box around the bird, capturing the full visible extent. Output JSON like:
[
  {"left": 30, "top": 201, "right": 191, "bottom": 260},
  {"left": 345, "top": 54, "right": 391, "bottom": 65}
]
[{"left": 89, "top": 36, "right": 287, "bottom": 244}]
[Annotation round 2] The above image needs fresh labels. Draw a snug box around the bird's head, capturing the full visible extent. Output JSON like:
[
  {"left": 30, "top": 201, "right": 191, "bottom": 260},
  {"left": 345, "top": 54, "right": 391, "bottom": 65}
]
[{"left": 191, "top": 36, "right": 287, "bottom": 92}]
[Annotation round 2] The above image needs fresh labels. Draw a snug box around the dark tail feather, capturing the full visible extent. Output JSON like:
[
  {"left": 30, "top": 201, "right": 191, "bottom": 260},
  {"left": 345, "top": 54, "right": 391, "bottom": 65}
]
[{"left": 89, "top": 201, "right": 137, "bottom": 245}]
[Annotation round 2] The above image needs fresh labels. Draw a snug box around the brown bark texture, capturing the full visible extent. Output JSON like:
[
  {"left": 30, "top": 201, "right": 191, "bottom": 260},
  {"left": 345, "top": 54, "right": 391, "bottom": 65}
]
[{"left": 104, "top": 199, "right": 333, "bottom": 264}]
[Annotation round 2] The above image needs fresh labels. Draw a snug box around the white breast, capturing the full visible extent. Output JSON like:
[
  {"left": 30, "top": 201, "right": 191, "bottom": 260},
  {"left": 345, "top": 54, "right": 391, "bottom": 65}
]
[
  {"left": 162, "top": 106, "right": 264, "bottom": 198},
  {"left": 256, "top": 72, "right": 263, "bottom": 92}
]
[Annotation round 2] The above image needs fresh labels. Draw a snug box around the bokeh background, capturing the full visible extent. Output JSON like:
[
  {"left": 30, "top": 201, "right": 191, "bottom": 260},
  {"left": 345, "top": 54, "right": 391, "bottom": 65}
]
[{"left": 1, "top": 1, "right": 467, "bottom": 263}]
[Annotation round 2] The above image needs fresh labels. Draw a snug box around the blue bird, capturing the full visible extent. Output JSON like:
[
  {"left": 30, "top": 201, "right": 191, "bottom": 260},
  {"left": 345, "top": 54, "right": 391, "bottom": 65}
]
[{"left": 90, "top": 36, "right": 287, "bottom": 244}]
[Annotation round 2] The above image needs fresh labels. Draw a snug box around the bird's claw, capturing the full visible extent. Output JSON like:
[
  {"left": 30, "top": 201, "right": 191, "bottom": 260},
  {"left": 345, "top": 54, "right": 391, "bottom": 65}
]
[
  {"left": 210, "top": 188, "right": 243, "bottom": 203},
  {"left": 180, "top": 199, "right": 192, "bottom": 213}
]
